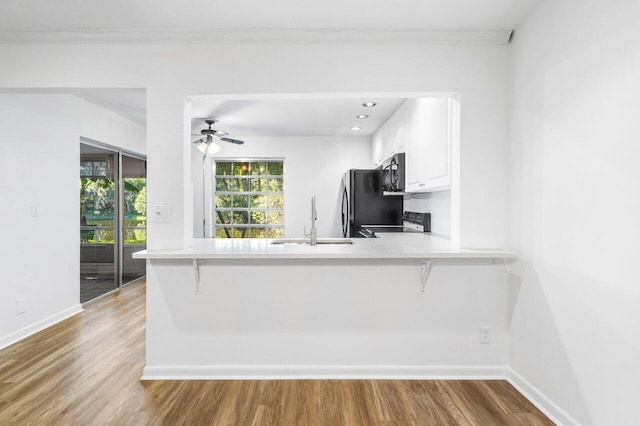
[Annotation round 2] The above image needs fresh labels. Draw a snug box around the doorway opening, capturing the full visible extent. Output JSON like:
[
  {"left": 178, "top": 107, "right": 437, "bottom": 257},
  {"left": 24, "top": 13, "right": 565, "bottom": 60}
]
[{"left": 80, "top": 141, "right": 146, "bottom": 304}]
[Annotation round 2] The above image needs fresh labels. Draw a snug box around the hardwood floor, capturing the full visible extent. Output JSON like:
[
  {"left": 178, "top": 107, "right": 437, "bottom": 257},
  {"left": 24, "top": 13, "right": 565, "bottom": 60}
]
[{"left": 0, "top": 280, "right": 553, "bottom": 425}]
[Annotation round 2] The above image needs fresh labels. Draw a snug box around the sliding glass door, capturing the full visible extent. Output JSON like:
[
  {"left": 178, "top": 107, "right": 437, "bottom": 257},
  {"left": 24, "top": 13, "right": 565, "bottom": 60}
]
[
  {"left": 80, "top": 143, "right": 146, "bottom": 304},
  {"left": 80, "top": 145, "right": 119, "bottom": 303},
  {"left": 121, "top": 155, "right": 146, "bottom": 284}
]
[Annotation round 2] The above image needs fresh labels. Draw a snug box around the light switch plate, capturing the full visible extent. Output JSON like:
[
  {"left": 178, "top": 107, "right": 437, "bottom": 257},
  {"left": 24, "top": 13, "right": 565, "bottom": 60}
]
[
  {"left": 152, "top": 204, "right": 172, "bottom": 223},
  {"left": 16, "top": 298, "right": 27, "bottom": 315},
  {"left": 479, "top": 327, "right": 491, "bottom": 344}
]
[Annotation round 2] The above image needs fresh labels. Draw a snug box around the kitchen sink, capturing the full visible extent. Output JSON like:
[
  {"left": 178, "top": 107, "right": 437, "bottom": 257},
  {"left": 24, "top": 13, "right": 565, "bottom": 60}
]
[{"left": 270, "top": 238, "right": 353, "bottom": 245}]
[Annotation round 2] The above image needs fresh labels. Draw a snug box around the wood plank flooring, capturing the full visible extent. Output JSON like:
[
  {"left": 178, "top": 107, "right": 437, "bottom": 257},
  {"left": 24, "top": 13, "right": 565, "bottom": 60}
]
[{"left": 0, "top": 280, "right": 553, "bottom": 425}]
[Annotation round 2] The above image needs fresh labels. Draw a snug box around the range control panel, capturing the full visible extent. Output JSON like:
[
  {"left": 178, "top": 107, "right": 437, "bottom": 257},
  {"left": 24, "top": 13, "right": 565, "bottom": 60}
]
[{"left": 402, "top": 211, "right": 431, "bottom": 233}]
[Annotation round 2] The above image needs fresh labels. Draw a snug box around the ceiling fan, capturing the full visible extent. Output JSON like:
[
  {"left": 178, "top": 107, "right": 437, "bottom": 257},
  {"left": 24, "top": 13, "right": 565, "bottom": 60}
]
[{"left": 192, "top": 119, "right": 244, "bottom": 156}]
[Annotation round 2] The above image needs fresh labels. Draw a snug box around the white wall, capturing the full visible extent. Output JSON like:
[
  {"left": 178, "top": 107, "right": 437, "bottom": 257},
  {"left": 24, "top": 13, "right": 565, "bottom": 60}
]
[
  {"left": 0, "top": 41, "right": 511, "bottom": 383},
  {"left": 145, "top": 258, "right": 510, "bottom": 377},
  {"left": 508, "top": 0, "right": 640, "bottom": 424},
  {"left": 79, "top": 107, "right": 146, "bottom": 155},
  {"left": 192, "top": 136, "right": 371, "bottom": 239},
  {"left": 0, "top": 42, "right": 509, "bottom": 250},
  {"left": 0, "top": 94, "right": 145, "bottom": 349}
]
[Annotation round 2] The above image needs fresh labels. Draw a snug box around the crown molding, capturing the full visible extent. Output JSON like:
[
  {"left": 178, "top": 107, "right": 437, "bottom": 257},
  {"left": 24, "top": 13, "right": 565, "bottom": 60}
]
[{"left": 0, "top": 28, "right": 513, "bottom": 45}]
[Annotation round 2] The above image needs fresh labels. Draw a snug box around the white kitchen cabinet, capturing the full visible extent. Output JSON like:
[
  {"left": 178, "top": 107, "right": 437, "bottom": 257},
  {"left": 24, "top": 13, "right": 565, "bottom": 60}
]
[
  {"left": 371, "top": 127, "right": 384, "bottom": 166},
  {"left": 371, "top": 100, "right": 408, "bottom": 167},
  {"left": 387, "top": 101, "right": 408, "bottom": 158},
  {"left": 405, "top": 97, "right": 452, "bottom": 192}
]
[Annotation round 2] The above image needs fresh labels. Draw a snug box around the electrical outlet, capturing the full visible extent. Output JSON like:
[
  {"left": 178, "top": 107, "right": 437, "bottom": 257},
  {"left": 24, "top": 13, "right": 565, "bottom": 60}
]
[
  {"left": 16, "top": 298, "right": 27, "bottom": 315},
  {"left": 31, "top": 204, "right": 39, "bottom": 217},
  {"left": 479, "top": 327, "right": 491, "bottom": 344}
]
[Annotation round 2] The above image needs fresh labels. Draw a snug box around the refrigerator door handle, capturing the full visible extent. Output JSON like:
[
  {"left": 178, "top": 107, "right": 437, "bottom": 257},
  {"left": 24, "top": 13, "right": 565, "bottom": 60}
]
[{"left": 341, "top": 184, "right": 349, "bottom": 238}]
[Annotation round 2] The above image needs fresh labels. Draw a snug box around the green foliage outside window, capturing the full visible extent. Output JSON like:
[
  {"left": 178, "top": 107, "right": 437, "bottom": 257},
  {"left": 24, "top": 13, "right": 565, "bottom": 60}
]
[
  {"left": 80, "top": 175, "right": 147, "bottom": 245},
  {"left": 214, "top": 160, "right": 284, "bottom": 239}
]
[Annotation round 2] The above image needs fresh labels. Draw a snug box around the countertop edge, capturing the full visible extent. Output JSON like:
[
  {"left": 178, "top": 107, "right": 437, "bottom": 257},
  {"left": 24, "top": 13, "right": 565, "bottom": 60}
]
[
  {"left": 133, "top": 251, "right": 517, "bottom": 260},
  {"left": 133, "top": 236, "right": 517, "bottom": 261}
]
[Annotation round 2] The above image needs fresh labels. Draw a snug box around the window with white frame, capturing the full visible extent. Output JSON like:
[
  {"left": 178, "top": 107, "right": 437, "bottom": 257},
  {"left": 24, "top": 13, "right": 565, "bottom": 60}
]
[{"left": 214, "top": 160, "right": 284, "bottom": 238}]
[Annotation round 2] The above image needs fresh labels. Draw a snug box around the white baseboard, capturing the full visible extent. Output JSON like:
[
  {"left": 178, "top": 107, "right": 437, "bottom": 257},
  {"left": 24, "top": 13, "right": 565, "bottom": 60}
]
[
  {"left": 0, "top": 304, "right": 83, "bottom": 351},
  {"left": 506, "top": 367, "right": 579, "bottom": 426},
  {"left": 141, "top": 364, "right": 508, "bottom": 380}
]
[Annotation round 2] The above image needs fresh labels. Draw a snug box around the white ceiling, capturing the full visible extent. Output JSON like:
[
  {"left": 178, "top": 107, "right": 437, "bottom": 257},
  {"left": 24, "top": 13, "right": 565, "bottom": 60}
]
[
  {"left": 0, "top": 88, "right": 146, "bottom": 126},
  {"left": 0, "top": 0, "right": 540, "bottom": 33},
  {"left": 190, "top": 97, "right": 408, "bottom": 137},
  {"left": 74, "top": 89, "right": 146, "bottom": 126}
]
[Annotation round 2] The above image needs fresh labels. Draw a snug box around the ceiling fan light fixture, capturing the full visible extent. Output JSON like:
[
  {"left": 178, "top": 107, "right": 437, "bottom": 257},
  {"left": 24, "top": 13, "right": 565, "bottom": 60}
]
[
  {"left": 206, "top": 142, "right": 221, "bottom": 156},
  {"left": 197, "top": 141, "right": 209, "bottom": 153},
  {"left": 193, "top": 118, "right": 245, "bottom": 150}
]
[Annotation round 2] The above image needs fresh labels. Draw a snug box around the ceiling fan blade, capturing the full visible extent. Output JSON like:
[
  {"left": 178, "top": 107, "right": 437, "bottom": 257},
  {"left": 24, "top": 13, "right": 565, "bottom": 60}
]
[
  {"left": 220, "top": 137, "right": 244, "bottom": 145},
  {"left": 192, "top": 137, "right": 206, "bottom": 144},
  {"left": 191, "top": 133, "right": 202, "bottom": 136}
]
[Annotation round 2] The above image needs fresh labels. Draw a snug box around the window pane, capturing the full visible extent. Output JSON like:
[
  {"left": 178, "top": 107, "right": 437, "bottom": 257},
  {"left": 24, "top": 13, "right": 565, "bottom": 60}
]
[
  {"left": 81, "top": 161, "right": 108, "bottom": 177},
  {"left": 215, "top": 195, "right": 232, "bottom": 208},
  {"left": 232, "top": 195, "right": 249, "bottom": 208},
  {"left": 216, "top": 161, "right": 232, "bottom": 176},
  {"left": 249, "top": 228, "right": 266, "bottom": 238},
  {"left": 233, "top": 227, "right": 249, "bottom": 238},
  {"left": 233, "top": 211, "right": 248, "bottom": 224},
  {"left": 94, "top": 161, "right": 107, "bottom": 176},
  {"left": 124, "top": 228, "right": 146, "bottom": 244},
  {"left": 250, "top": 178, "right": 267, "bottom": 192},
  {"left": 267, "top": 227, "right": 285, "bottom": 238},
  {"left": 267, "top": 210, "right": 284, "bottom": 225},
  {"left": 233, "top": 162, "right": 251, "bottom": 175},
  {"left": 250, "top": 210, "right": 266, "bottom": 225},
  {"left": 215, "top": 227, "right": 232, "bottom": 238},
  {"left": 268, "top": 178, "right": 284, "bottom": 192},
  {"left": 96, "top": 228, "right": 115, "bottom": 243},
  {"left": 216, "top": 177, "right": 233, "bottom": 192},
  {"left": 250, "top": 162, "right": 266, "bottom": 175},
  {"left": 217, "top": 177, "right": 247, "bottom": 192},
  {"left": 250, "top": 195, "right": 267, "bottom": 208},
  {"left": 234, "top": 178, "right": 250, "bottom": 192},
  {"left": 215, "top": 211, "right": 232, "bottom": 225},
  {"left": 80, "top": 162, "right": 92, "bottom": 176},
  {"left": 267, "top": 194, "right": 284, "bottom": 209},
  {"left": 214, "top": 160, "right": 283, "bottom": 239},
  {"left": 267, "top": 162, "right": 283, "bottom": 175}
]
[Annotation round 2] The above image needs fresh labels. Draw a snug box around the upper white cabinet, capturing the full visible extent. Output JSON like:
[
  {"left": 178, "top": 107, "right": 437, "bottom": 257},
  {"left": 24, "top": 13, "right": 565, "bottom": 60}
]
[
  {"left": 371, "top": 129, "right": 385, "bottom": 166},
  {"left": 405, "top": 97, "right": 453, "bottom": 193},
  {"left": 371, "top": 100, "right": 408, "bottom": 167},
  {"left": 370, "top": 97, "right": 454, "bottom": 192},
  {"left": 391, "top": 102, "right": 408, "bottom": 158}
]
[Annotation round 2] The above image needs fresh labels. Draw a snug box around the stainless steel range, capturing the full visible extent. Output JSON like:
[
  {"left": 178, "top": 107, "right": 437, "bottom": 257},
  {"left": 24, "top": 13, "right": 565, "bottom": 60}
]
[{"left": 358, "top": 211, "right": 431, "bottom": 238}]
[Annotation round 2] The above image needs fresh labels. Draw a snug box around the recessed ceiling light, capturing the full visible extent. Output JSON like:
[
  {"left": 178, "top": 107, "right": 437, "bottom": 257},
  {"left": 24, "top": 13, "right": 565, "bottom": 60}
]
[
  {"left": 356, "top": 114, "right": 369, "bottom": 119},
  {"left": 350, "top": 126, "right": 362, "bottom": 131},
  {"left": 362, "top": 102, "right": 377, "bottom": 107}
]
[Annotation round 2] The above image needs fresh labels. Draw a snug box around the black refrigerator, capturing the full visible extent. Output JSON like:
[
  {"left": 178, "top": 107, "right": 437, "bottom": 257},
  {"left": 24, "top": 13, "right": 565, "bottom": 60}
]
[{"left": 341, "top": 169, "right": 403, "bottom": 237}]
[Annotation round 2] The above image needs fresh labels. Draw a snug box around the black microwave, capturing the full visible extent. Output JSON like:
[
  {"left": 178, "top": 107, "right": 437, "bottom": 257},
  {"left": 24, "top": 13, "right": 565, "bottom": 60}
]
[{"left": 381, "top": 153, "right": 405, "bottom": 192}]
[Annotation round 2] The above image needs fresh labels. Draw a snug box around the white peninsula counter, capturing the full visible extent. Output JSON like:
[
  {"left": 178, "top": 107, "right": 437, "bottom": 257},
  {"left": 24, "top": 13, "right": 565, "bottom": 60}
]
[
  {"left": 134, "top": 233, "right": 515, "bottom": 260},
  {"left": 135, "top": 234, "right": 516, "bottom": 380}
]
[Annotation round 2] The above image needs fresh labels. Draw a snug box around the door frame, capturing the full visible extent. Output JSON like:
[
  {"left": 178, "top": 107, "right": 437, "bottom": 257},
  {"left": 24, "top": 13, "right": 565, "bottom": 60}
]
[{"left": 80, "top": 138, "right": 146, "bottom": 304}]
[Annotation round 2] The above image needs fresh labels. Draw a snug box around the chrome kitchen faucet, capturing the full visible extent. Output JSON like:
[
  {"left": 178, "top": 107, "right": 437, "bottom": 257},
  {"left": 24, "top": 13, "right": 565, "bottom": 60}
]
[{"left": 304, "top": 193, "right": 318, "bottom": 246}]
